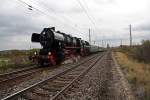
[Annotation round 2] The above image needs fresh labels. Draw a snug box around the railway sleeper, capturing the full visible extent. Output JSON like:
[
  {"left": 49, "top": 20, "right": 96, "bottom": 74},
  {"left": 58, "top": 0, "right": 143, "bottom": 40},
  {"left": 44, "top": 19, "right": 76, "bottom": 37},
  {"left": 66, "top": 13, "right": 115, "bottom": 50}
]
[
  {"left": 58, "top": 75, "right": 75, "bottom": 80},
  {"left": 55, "top": 77, "right": 74, "bottom": 82},
  {"left": 52, "top": 80, "right": 72, "bottom": 84},
  {"left": 67, "top": 72, "right": 81, "bottom": 75},
  {"left": 24, "top": 92, "right": 51, "bottom": 100},
  {"left": 47, "top": 82, "right": 68, "bottom": 87},
  {"left": 40, "top": 85, "right": 62, "bottom": 92},
  {"left": 65, "top": 74, "right": 79, "bottom": 77},
  {"left": 66, "top": 88, "right": 77, "bottom": 94},
  {"left": 45, "top": 84, "right": 66, "bottom": 90},
  {"left": 72, "top": 67, "right": 85, "bottom": 71},
  {"left": 32, "top": 88, "right": 50, "bottom": 96}
]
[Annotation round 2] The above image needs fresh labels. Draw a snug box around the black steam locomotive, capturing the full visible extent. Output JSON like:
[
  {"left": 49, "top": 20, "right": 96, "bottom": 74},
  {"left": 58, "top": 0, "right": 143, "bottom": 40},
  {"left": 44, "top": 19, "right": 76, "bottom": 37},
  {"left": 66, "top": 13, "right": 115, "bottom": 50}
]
[{"left": 30, "top": 27, "right": 99, "bottom": 66}]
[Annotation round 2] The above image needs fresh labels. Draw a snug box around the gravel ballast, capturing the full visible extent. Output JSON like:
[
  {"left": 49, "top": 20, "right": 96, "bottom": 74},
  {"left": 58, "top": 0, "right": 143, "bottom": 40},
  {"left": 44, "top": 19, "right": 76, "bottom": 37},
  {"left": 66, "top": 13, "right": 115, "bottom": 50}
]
[{"left": 65, "top": 51, "right": 135, "bottom": 100}]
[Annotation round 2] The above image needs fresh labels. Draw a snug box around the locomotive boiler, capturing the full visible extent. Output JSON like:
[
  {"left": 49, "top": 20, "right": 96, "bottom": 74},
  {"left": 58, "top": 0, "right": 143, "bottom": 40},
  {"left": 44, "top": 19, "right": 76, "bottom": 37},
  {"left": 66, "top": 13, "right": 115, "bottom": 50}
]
[{"left": 30, "top": 27, "right": 99, "bottom": 66}]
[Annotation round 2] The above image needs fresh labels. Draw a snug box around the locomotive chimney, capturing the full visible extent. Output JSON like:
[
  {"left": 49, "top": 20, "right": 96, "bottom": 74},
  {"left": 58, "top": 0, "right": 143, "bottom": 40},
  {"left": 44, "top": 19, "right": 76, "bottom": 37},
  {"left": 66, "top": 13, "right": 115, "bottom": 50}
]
[{"left": 31, "top": 33, "right": 40, "bottom": 42}]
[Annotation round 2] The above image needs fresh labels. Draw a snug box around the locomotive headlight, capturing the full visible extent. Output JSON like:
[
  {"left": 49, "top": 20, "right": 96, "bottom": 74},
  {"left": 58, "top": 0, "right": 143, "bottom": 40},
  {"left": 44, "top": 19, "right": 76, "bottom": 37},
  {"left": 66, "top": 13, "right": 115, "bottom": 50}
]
[
  {"left": 34, "top": 52, "right": 37, "bottom": 55},
  {"left": 48, "top": 52, "right": 51, "bottom": 55}
]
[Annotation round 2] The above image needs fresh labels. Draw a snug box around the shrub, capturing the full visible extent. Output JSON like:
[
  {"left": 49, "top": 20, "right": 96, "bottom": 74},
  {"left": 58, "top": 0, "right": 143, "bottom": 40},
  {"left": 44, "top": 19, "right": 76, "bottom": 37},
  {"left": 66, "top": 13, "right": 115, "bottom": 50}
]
[
  {"left": 132, "top": 40, "right": 150, "bottom": 63},
  {"left": 118, "top": 40, "right": 150, "bottom": 63}
]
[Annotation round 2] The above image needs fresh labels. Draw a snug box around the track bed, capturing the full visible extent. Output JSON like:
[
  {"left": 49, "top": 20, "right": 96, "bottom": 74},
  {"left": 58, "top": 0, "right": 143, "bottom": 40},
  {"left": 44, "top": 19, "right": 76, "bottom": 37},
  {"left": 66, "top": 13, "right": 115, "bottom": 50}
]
[{"left": 0, "top": 53, "right": 103, "bottom": 99}]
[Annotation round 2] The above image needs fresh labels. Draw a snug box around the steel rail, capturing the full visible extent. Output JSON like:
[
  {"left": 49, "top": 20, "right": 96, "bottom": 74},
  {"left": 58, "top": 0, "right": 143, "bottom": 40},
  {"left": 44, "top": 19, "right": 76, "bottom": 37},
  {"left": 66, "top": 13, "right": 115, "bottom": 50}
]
[
  {"left": 0, "top": 65, "right": 36, "bottom": 78},
  {"left": 2, "top": 53, "right": 100, "bottom": 100},
  {"left": 0, "top": 67, "right": 43, "bottom": 85},
  {"left": 51, "top": 53, "right": 104, "bottom": 100}
]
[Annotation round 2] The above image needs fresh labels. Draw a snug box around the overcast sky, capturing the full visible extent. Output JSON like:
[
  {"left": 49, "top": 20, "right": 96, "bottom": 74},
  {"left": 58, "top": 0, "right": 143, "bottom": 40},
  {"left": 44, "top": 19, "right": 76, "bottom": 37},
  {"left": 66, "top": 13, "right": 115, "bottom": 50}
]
[{"left": 0, "top": 0, "right": 150, "bottom": 50}]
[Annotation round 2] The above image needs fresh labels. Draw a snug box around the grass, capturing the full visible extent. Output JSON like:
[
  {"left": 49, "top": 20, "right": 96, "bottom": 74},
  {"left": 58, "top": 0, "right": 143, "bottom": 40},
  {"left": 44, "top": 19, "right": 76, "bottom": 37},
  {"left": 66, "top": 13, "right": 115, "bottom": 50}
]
[
  {"left": 0, "top": 56, "right": 32, "bottom": 73},
  {"left": 0, "top": 49, "right": 39, "bottom": 73},
  {"left": 114, "top": 52, "right": 150, "bottom": 100}
]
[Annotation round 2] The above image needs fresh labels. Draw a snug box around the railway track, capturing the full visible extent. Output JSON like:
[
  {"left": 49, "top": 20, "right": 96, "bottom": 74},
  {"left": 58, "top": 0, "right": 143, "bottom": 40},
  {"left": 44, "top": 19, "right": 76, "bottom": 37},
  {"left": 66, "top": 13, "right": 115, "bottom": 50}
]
[
  {"left": 0, "top": 66, "right": 37, "bottom": 82},
  {"left": 2, "top": 52, "right": 105, "bottom": 100},
  {"left": 61, "top": 51, "right": 136, "bottom": 100},
  {"left": 0, "top": 65, "right": 50, "bottom": 91}
]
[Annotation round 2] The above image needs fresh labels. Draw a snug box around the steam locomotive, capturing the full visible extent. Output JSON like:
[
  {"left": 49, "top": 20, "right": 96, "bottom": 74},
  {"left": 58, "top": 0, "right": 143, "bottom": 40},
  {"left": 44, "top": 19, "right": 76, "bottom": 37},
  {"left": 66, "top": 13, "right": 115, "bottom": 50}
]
[{"left": 30, "top": 27, "right": 100, "bottom": 66}]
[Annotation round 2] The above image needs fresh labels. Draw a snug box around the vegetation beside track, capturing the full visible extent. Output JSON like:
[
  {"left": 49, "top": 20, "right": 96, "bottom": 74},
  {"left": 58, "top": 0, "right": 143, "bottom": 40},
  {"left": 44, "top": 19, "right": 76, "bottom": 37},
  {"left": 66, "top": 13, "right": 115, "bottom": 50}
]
[
  {"left": 114, "top": 51, "right": 150, "bottom": 100},
  {"left": 0, "top": 49, "right": 38, "bottom": 73},
  {"left": 116, "top": 40, "right": 150, "bottom": 63}
]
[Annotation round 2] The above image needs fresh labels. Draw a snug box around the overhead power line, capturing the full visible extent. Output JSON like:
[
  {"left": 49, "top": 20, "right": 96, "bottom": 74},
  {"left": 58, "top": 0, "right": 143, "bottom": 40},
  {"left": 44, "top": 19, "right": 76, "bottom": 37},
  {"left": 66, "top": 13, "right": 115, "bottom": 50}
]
[
  {"left": 16, "top": 0, "right": 84, "bottom": 36},
  {"left": 33, "top": 0, "right": 85, "bottom": 34},
  {"left": 81, "top": 0, "right": 97, "bottom": 26},
  {"left": 76, "top": 0, "right": 96, "bottom": 28},
  {"left": 76, "top": 0, "right": 99, "bottom": 44},
  {"left": 17, "top": 0, "right": 55, "bottom": 19}
]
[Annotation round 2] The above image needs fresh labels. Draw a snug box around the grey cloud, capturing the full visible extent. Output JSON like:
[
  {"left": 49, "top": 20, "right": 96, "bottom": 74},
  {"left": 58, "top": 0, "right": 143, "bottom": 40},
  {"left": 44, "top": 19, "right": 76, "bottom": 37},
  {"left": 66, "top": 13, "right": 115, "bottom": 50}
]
[
  {"left": 94, "top": 0, "right": 116, "bottom": 4},
  {"left": 0, "top": 0, "right": 150, "bottom": 50},
  {"left": 33, "top": 0, "right": 84, "bottom": 14},
  {"left": 135, "top": 23, "right": 150, "bottom": 31},
  {"left": 0, "top": 13, "right": 43, "bottom": 38}
]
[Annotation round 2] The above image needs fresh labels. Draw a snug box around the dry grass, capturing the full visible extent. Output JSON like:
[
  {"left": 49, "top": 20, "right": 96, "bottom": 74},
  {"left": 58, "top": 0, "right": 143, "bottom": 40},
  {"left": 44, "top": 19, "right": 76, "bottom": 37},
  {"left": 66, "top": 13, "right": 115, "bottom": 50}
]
[
  {"left": 0, "top": 56, "right": 31, "bottom": 73},
  {"left": 115, "top": 52, "right": 150, "bottom": 100}
]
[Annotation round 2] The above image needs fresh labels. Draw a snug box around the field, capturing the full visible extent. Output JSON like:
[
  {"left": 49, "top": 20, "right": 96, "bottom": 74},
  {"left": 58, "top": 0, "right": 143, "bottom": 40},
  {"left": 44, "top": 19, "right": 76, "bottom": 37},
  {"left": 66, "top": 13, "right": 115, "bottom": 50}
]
[
  {"left": 0, "top": 50, "right": 34, "bottom": 73},
  {"left": 115, "top": 52, "right": 150, "bottom": 100}
]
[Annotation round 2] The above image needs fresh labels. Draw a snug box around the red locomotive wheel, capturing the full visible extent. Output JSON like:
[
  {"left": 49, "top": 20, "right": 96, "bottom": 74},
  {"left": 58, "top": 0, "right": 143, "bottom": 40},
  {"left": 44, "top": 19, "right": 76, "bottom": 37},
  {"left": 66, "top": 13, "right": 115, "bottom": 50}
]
[
  {"left": 49, "top": 54, "right": 56, "bottom": 66},
  {"left": 51, "top": 58, "right": 56, "bottom": 66}
]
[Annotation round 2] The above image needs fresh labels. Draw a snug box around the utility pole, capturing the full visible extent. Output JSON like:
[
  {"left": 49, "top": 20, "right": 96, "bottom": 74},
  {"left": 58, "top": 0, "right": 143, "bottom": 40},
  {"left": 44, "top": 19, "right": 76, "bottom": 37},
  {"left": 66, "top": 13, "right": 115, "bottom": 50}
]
[
  {"left": 120, "top": 39, "right": 122, "bottom": 47},
  {"left": 94, "top": 41, "right": 95, "bottom": 44},
  {"left": 89, "top": 28, "right": 91, "bottom": 44},
  {"left": 129, "top": 24, "right": 132, "bottom": 46},
  {"left": 102, "top": 40, "right": 104, "bottom": 47}
]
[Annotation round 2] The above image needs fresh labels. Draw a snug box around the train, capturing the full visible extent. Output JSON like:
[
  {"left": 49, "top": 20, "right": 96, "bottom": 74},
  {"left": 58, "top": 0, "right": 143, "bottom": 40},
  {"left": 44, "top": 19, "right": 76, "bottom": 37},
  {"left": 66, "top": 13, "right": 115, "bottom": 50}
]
[{"left": 30, "top": 27, "right": 101, "bottom": 66}]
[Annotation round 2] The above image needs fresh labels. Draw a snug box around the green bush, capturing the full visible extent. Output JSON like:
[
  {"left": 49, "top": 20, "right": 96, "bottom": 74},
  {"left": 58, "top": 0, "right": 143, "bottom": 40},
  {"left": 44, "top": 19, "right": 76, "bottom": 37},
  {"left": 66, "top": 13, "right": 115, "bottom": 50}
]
[
  {"left": 0, "top": 60, "right": 9, "bottom": 71},
  {"left": 118, "top": 40, "right": 150, "bottom": 63},
  {"left": 132, "top": 40, "right": 150, "bottom": 62}
]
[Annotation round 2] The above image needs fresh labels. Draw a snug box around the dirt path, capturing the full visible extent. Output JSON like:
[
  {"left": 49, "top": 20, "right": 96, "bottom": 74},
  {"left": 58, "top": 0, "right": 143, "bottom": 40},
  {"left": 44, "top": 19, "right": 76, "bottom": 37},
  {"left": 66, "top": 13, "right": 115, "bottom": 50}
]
[{"left": 65, "top": 51, "right": 136, "bottom": 100}]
